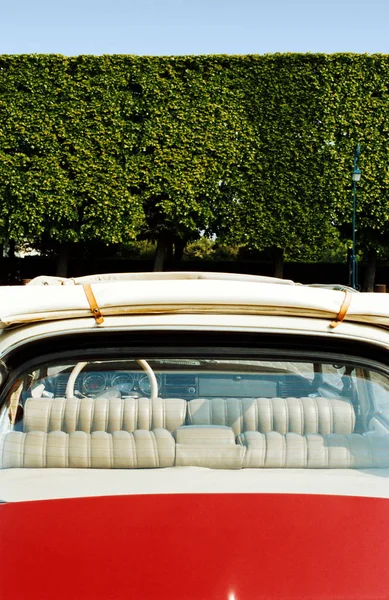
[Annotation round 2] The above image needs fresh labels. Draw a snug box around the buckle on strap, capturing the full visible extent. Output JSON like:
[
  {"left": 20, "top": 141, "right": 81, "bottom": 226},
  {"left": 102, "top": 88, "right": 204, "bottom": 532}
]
[{"left": 83, "top": 284, "right": 104, "bottom": 324}]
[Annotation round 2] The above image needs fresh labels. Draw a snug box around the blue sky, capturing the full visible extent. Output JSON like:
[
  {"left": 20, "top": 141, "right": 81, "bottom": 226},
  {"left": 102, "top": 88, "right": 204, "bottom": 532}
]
[{"left": 1, "top": 0, "right": 389, "bottom": 56}]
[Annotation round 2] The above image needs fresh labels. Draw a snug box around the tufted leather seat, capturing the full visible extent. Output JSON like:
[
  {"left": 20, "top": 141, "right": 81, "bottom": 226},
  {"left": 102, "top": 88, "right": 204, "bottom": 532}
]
[
  {"left": 3, "top": 427, "right": 389, "bottom": 469},
  {"left": 238, "top": 431, "right": 389, "bottom": 469},
  {"left": 23, "top": 396, "right": 187, "bottom": 434},
  {"left": 5, "top": 391, "right": 385, "bottom": 470},
  {"left": 2, "top": 429, "right": 175, "bottom": 469},
  {"left": 187, "top": 396, "right": 356, "bottom": 436}
]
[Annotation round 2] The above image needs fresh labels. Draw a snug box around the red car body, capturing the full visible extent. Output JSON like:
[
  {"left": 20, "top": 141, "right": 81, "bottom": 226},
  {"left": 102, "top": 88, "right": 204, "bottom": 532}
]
[{"left": 2, "top": 493, "right": 389, "bottom": 600}]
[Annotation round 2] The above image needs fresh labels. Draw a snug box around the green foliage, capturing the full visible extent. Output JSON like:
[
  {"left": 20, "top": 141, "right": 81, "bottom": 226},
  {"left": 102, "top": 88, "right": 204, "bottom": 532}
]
[
  {"left": 184, "top": 238, "right": 240, "bottom": 261},
  {"left": 284, "top": 235, "right": 349, "bottom": 263},
  {"left": 0, "top": 55, "right": 145, "bottom": 246},
  {"left": 118, "top": 240, "right": 156, "bottom": 259},
  {"left": 321, "top": 55, "right": 389, "bottom": 252},
  {"left": 1, "top": 53, "right": 389, "bottom": 264},
  {"left": 214, "top": 55, "right": 339, "bottom": 255},
  {"left": 126, "top": 56, "right": 249, "bottom": 243}
]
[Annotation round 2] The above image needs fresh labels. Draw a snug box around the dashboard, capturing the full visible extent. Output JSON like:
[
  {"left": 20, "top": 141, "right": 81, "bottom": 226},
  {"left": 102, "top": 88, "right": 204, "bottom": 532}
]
[
  {"left": 52, "top": 370, "right": 197, "bottom": 399},
  {"left": 50, "top": 368, "right": 311, "bottom": 400}
]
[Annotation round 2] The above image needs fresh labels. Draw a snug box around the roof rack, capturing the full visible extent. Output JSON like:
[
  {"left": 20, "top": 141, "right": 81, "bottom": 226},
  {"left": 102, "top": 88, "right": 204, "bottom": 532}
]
[
  {"left": 0, "top": 271, "right": 386, "bottom": 332},
  {"left": 27, "top": 272, "right": 296, "bottom": 286}
]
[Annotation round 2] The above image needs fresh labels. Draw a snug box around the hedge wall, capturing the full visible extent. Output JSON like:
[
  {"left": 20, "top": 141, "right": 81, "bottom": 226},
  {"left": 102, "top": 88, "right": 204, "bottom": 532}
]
[{"left": 1, "top": 54, "right": 389, "bottom": 264}]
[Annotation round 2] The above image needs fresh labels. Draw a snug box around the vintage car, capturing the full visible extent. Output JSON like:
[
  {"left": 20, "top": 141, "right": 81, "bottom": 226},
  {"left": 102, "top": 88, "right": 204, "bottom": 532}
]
[{"left": 1, "top": 272, "right": 389, "bottom": 599}]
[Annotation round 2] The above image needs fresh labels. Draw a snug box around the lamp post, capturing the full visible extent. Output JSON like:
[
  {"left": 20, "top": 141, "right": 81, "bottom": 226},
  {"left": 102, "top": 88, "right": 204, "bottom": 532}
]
[{"left": 350, "top": 144, "right": 361, "bottom": 290}]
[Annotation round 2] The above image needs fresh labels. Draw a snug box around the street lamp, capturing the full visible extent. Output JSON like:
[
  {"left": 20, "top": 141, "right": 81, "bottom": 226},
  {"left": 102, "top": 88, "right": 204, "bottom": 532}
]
[{"left": 350, "top": 144, "right": 361, "bottom": 290}]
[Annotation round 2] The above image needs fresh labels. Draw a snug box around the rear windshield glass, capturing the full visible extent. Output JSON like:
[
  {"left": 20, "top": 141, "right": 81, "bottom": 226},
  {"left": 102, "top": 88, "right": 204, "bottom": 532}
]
[{"left": 1, "top": 356, "right": 389, "bottom": 470}]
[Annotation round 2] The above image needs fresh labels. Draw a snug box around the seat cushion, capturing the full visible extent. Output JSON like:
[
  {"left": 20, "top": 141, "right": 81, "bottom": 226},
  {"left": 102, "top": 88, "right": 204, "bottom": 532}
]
[
  {"left": 175, "top": 425, "right": 245, "bottom": 469},
  {"left": 238, "top": 431, "right": 389, "bottom": 468},
  {"left": 2, "top": 429, "right": 175, "bottom": 469}
]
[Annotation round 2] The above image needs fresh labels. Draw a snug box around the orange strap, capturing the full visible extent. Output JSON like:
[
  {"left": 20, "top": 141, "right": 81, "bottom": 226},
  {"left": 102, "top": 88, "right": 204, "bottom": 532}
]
[
  {"left": 330, "top": 290, "right": 352, "bottom": 329},
  {"left": 83, "top": 284, "right": 104, "bottom": 324}
]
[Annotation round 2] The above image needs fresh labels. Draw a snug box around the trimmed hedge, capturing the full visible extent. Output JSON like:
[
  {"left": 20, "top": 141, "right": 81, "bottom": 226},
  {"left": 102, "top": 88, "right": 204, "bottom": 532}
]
[{"left": 0, "top": 54, "right": 389, "bottom": 258}]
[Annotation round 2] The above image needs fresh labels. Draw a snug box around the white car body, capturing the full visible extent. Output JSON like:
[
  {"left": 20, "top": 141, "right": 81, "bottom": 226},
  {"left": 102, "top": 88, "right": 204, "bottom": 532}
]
[{"left": 1, "top": 272, "right": 389, "bottom": 600}]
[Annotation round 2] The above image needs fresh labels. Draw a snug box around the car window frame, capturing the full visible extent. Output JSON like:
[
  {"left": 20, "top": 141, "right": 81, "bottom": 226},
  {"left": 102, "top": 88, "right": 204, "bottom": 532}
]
[{"left": 2, "top": 329, "right": 389, "bottom": 412}]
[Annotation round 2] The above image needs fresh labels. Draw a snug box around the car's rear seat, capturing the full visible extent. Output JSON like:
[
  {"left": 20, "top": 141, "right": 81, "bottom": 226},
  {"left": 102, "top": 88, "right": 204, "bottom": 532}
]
[
  {"left": 22, "top": 393, "right": 187, "bottom": 434},
  {"left": 186, "top": 396, "right": 356, "bottom": 435},
  {"left": 2, "top": 393, "right": 186, "bottom": 469},
  {"left": 3, "top": 394, "right": 389, "bottom": 469},
  {"left": 237, "top": 430, "right": 389, "bottom": 468},
  {"left": 2, "top": 429, "right": 176, "bottom": 469}
]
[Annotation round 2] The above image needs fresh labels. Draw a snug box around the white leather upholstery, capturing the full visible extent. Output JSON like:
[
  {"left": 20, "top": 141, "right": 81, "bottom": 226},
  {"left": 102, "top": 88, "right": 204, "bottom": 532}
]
[
  {"left": 238, "top": 431, "right": 389, "bottom": 468},
  {"left": 175, "top": 425, "right": 245, "bottom": 469},
  {"left": 188, "top": 397, "right": 356, "bottom": 436},
  {"left": 2, "top": 429, "right": 175, "bottom": 469},
  {"left": 175, "top": 425, "right": 236, "bottom": 445},
  {"left": 4, "top": 426, "right": 389, "bottom": 470},
  {"left": 23, "top": 396, "right": 187, "bottom": 434},
  {"left": 8, "top": 392, "right": 382, "bottom": 471}
]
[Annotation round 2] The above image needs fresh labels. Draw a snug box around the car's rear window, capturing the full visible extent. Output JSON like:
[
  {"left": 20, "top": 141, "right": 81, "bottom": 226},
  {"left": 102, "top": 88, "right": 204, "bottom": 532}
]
[{"left": 1, "top": 356, "right": 389, "bottom": 470}]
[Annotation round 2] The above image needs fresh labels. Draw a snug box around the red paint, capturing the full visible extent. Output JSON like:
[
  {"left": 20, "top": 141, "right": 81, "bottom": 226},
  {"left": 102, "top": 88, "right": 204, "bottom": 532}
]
[{"left": 1, "top": 493, "right": 389, "bottom": 600}]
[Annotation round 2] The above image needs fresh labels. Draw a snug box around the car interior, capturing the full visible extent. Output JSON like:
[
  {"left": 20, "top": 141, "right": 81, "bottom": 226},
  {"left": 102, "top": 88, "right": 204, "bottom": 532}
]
[{"left": 2, "top": 353, "right": 389, "bottom": 470}]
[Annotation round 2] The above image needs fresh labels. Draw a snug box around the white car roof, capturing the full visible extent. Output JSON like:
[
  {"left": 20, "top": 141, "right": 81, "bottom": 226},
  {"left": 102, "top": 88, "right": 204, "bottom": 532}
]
[{"left": 0, "top": 271, "right": 388, "bottom": 331}]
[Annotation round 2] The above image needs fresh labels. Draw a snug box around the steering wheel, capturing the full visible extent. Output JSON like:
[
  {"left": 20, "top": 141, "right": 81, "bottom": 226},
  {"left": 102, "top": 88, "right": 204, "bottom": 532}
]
[
  {"left": 65, "top": 359, "right": 159, "bottom": 400},
  {"left": 136, "top": 359, "right": 159, "bottom": 400}
]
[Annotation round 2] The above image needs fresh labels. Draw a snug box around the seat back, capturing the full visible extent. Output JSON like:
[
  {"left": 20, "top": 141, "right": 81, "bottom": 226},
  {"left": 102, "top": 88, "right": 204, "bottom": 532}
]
[
  {"left": 23, "top": 396, "right": 187, "bottom": 434},
  {"left": 187, "top": 396, "right": 356, "bottom": 436}
]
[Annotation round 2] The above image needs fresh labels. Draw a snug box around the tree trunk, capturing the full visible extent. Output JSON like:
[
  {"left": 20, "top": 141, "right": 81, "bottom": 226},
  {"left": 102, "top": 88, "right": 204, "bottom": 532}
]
[
  {"left": 5, "top": 240, "right": 18, "bottom": 284},
  {"left": 153, "top": 236, "right": 169, "bottom": 272},
  {"left": 272, "top": 247, "right": 284, "bottom": 279},
  {"left": 174, "top": 239, "right": 186, "bottom": 263},
  {"left": 8, "top": 240, "right": 15, "bottom": 259},
  {"left": 56, "top": 244, "right": 69, "bottom": 278},
  {"left": 165, "top": 240, "right": 174, "bottom": 269},
  {"left": 362, "top": 247, "right": 377, "bottom": 292},
  {"left": 72, "top": 243, "right": 86, "bottom": 277}
]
